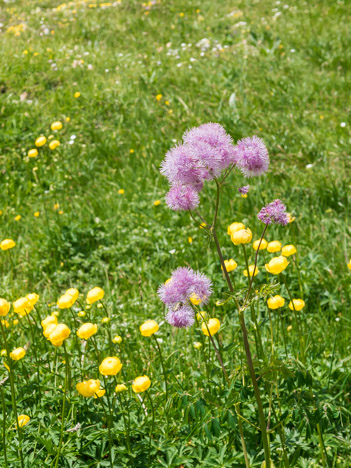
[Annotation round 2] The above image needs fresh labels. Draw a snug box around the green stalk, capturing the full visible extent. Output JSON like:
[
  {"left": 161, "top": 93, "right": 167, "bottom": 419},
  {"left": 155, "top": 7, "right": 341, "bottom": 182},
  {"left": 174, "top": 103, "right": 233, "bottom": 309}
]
[
  {"left": 281, "top": 275, "right": 304, "bottom": 360},
  {"left": 235, "top": 403, "right": 250, "bottom": 468},
  {"left": 0, "top": 384, "right": 8, "bottom": 468},
  {"left": 146, "top": 390, "right": 155, "bottom": 466},
  {"left": 24, "top": 313, "right": 42, "bottom": 401}
]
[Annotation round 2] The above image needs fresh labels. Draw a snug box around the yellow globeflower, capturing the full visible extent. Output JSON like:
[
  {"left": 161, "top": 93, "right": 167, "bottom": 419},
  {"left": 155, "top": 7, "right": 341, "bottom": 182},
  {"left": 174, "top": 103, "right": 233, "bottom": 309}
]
[
  {"left": 74, "top": 91, "right": 81, "bottom": 98},
  {"left": 112, "top": 335, "right": 122, "bottom": 344},
  {"left": 99, "top": 357, "right": 122, "bottom": 376},
  {"left": 154, "top": 200, "right": 161, "bottom": 206},
  {"left": 86, "top": 287, "right": 104, "bottom": 304},
  {"left": 66, "top": 288, "right": 79, "bottom": 302},
  {"left": 193, "top": 341, "right": 202, "bottom": 350},
  {"left": 190, "top": 293, "right": 203, "bottom": 305},
  {"left": 35, "top": 136, "right": 47, "bottom": 147},
  {"left": 26, "top": 293, "right": 39, "bottom": 306},
  {"left": 41, "top": 315, "right": 58, "bottom": 329},
  {"left": 155, "top": 94, "right": 162, "bottom": 101},
  {"left": 94, "top": 389, "right": 106, "bottom": 398},
  {"left": 14, "top": 215, "right": 21, "bottom": 222},
  {"left": 48, "top": 323, "right": 71, "bottom": 346},
  {"left": 115, "top": 383, "right": 127, "bottom": 393},
  {"left": 222, "top": 259, "right": 237, "bottom": 272},
  {"left": 18, "top": 415, "right": 30, "bottom": 428},
  {"left": 132, "top": 375, "right": 151, "bottom": 393},
  {"left": 77, "top": 323, "right": 98, "bottom": 340},
  {"left": 202, "top": 318, "right": 220, "bottom": 336},
  {"left": 76, "top": 379, "right": 100, "bottom": 397},
  {"left": 287, "top": 213, "right": 295, "bottom": 223},
  {"left": 49, "top": 140, "right": 60, "bottom": 150},
  {"left": 244, "top": 265, "right": 259, "bottom": 277},
  {"left": 265, "top": 256, "right": 289, "bottom": 275},
  {"left": 348, "top": 260, "right": 351, "bottom": 270},
  {"left": 253, "top": 239, "right": 268, "bottom": 251},
  {"left": 43, "top": 323, "right": 57, "bottom": 338},
  {"left": 140, "top": 320, "right": 159, "bottom": 337},
  {"left": 267, "top": 295, "right": 285, "bottom": 310},
  {"left": 231, "top": 228, "right": 252, "bottom": 246},
  {"left": 13, "top": 297, "right": 33, "bottom": 316},
  {"left": 0, "top": 239, "right": 16, "bottom": 251},
  {"left": 51, "top": 121, "right": 63, "bottom": 131},
  {"left": 118, "top": 189, "right": 124, "bottom": 194},
  {"left": 10, "top": 347, "right": 26, "bottom": 361},
  {"left": 13, "top": 319, "right": 19, "bottom": 326},
  {"left": 34, "top": 211, "right": 40, "bottom": 217},
  {"left": 288, "top": 299, "right": 305, "bottom": 311},
  {"left": 78, "top": 311, "right": 86, "bottom": 318},
  {"left": 28, "top": 149, "right": 38, "bottom": 158},
  {"left": 282, "top": 245, "right": 297, "bottom": 257},
  {"left": 57, "top": 294, "right": 75, "bottom": 309},
  {"left": 267, "top": 241, "right": 282, "bottom": 253},
  {"left": 227, "top": 222, "right": 245, "bottom": 236},
  {"left": 101, "top": 317, "right": 110, "bottom": 324},
  {"left": 0, "top": 299, "right": 10, "bottom": 317}
]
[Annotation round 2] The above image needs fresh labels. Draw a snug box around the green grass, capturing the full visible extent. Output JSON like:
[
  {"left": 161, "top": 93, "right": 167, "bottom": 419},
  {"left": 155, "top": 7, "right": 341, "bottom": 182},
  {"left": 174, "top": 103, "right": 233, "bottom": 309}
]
[{"left": 0, "top": 0, "right": 350, "bottom": 466}]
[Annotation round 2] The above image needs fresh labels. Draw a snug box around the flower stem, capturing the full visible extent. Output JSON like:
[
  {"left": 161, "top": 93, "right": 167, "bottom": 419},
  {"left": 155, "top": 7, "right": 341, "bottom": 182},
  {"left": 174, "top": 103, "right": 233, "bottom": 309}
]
[
  {"left": 0, "top": 384, "right": 8, "bottom": 468},
  {"left": 235, "top": 403, "right": 250, "bottom": 468},
  {"left": 146, "top": 390, "right": 155, "bottom": 466},
  {"left": 53, "top": 343, "right": 69, "bottom": 468},
  {"left": 99, "top": 379, "right": 114, "bottom": 468}
]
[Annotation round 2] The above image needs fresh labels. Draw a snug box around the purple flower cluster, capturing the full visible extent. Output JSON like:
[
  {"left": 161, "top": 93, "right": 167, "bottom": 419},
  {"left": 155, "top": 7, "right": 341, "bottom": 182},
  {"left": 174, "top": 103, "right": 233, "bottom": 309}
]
[
  {"left": 257, "top": 199, "right": 289, "bottom": 226},
  {"left": 161, "top": 124, "right": 269, "bottom": 211},
  {"left": 238, "top": 185, "right": 250, "bottom": 195},
  {"left": 158, "top": 267, "right": 212, "bottom": 328}
]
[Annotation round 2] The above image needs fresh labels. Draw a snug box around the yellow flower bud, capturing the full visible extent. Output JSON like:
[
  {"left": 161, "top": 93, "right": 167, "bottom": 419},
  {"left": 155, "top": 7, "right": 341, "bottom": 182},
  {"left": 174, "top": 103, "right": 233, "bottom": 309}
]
[
  {"left": 140, "top": 320, "right": 159, "bottom": 337},
  {"left": 253, "top": 239, "right": 268, "bottom": 251},
  {"left": 1, "top": 320, "right": 9, "bottom": 329},
  {"left": 18, "top": 415, "right": 30, "bottom": 428},
  {"left": 49, "top": 140, "right": 60, "bottom": 150},
  {"left": 74, "top": 91, "right": 81, "bottom": 98},
  {"left": 190, "top": 293, "right": 202, "bottom": 305},
  {"left": 118, "top": 189, "right": 124, "bottom": 195},
  {"left": 281, "top": 245, "right": 297, "bottom": 257},
  {"left": 28, "top": 149, "right": 38, "bottom": 158},
  {"left": 288, "top": 299, "right": 305, "bottom": 311},
  {"left": 155, "top": 94, "right": 162, "bottom": 101},
  {"left": 115, "top": 383, "right": 127, "bottom": 393},
  {"left": 348, "top": 260, "right": 351, "bottom": 270},
  {"left": 154, "top": 200, "right": 161, "bottom": 206},
  {"left": 51, "top": 121, "right": 63, "bottom": 131},
  {"left": 86, "top": 287, "right": 104, "bottom": 304},
  {"left": 231, "top": 228, "right": 252, "bottom": 246},
  {"left": 94, "top": 389, "right": 106, "bottom": 398},
  {"left": 227, "top": 222, "right": 245, "bottom": 236},
  {"left": 244, "top": 265, "right": 259, "bottom": 277},
  {"left": 112, "top": 335, "right": 122, "bottom": 344},
  {"left": 101, "top": 317, "right": 110, "bottom": 324},
  {"left": 76, "top": 379, "right": 100, "bottom": 397},
  {"left": 222, "top": 259, "right": 237, "bottom": 272},
  {"left": 202, "top": 318, "right": 220, "bottom": 336},
  {"left": 78, "top": 311, "right": 86, "bottom": 318},
  {"left": 287, "top": 325, "right": 292, "bottom": 331},
  {"left": 265, "top": 256, "right": 289, "bottom": 275},
  {"left": 14, "top": 215, "right": 21, "bottom": 222},
  {"left": 188, "top": 237, "right": 193, "bottom": 243},
  {"left": 48, "top": 323, "right": 71, "bottom": 346},
  {"left": 10, "top": 347, "right": 26, "bottom": 361},
  {"left": 0, "top": 299, "right": 10, "bottom": 317},
  {"left": 77, "top": 323, "right": 98, "bottom": 340},
  {"left": 267, "top": 241, "right": 282, "bottom": 253},
  {"left": 0, "top": 349, "right": 7, "bottom": 357},
  {"left": 287, "top": 213, "right": 295, "bottom": 223},
  {"left": 99, "top": 357, "right": 122, "bottom": 376},
  {"left": 132, "top": 375, "right": 151, "bottom": 393},
  {"left": 35, "top": 136, "right": 46, "bottom": 147},
  {"left": 193, "top": 341, "right": 202, "bottom": 350},
  {"left": 13, "top": 297, "right": 33, "bottom": 316},
  {"left": 13, "top": 319, "right": 19, "bottom": 325},
  {"left": 34, "top": 211, "right": 40, "bottom": 217},
  {"left": 0, "top": 239, "right": 16, "bottom": 251},
  {"left": 41, "top": 315, "right": 58, "bottom": 329},
  {"left": 267, "top": 295, "right": 285, "bottom": 310}
]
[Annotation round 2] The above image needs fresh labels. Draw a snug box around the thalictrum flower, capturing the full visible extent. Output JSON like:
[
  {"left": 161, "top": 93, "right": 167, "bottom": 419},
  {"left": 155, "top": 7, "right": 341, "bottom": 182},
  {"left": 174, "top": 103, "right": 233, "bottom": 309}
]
[
  {"left": 235, "top": 136, "right": 269, "bottom": 177},
  {"left": 258, "top": 199, "right": 289, "bottom": 226}
]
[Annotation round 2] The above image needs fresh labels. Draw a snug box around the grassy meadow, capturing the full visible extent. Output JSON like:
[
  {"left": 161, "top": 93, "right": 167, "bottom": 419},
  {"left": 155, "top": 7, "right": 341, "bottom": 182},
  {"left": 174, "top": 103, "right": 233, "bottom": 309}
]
[{"left": 0, "top": 0, "right": 350, "bottom": 466}]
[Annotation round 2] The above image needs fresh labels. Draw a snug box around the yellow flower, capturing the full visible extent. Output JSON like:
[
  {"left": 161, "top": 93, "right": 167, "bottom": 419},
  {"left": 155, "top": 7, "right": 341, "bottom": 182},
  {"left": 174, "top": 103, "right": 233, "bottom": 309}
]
[
  {"left": 231, "top": 228, "right": 252, "bottom": 246},
  {"left": 196, "top": 311, "right": 208, "bottom": 322},
  {"left": 267, "top": 241, "right": 282, "bottom": 253},
  {"left": 253, "top": 239, "right": 268, "bottom": 251},
  {"left": 118, "top": 189, "right": 124, "bottom": 195},
  {"left": 0, "top": 349, "right": 7, "bottom": 357},
  {"left": 190, "top": 293, "right": 202, "bottom": 305},
  {"left": 287, "top": 213, "right": 295, "bottom": 223},
  {"left": 13, "top": 319, "right": 19, "bottom": 326},
  {"left": 86, "top": 287, "right": 104, "bottom": 304},
  {"left": 74, "top": 91, "right": 81, "bottom": 98},
  {"left": 54, "top": 203, "right": 59, "bottom": 210},
  {"left": 26, "top": 293, "right": 39, "bottom": 306},
  {"left": 76, "top": 379, "right": 100, "bottom": 397},
  {"left": 112, "top": 335, "right": 122, "bottom": 344},
  {"left": 35, "top": 136, "right": 47, "bottom": 147},
  {"left": 49, "top": 140, "right": 60, "bottom": 150},
  {"left": 132, "top": 375, "right": 151, "bottom": 393},
  {"left": 78, "top": 311, "right": 86, "bottom": 318},
  {"left": 13, "top": 297, "right": 33, "bottom": 316},
  {"left": 1, "top": 320, "right": 9, "bottom": 329},
  {"left": 193, "top": 341, "right": 202, "bottom": 350},
  {"left": 10, "top": 347, "right": 26, "bottom": 361},
  {"left": 41, "top": 315, "right": 58, "bottom": 329},
  {"left": 155, "top": 94, "right": 162, "bottom": 101},
  {"left": 43, "top": 323, "right": 57, "bottom": 338},
  {"left": 288, "top": 299, "right": 305, "bottom": 311},
  {"left": 14, "top": 215, "right": 21, "bottom": 222},
  {"left": 94, "top": 388, "right": 106, "bottom": 398},
  {"left": 28, "top": 149, "right": 38, "bottom": 158},
  {"left": 348, "top": 260, "right": 351, "bottom": 270},
  {"left": 58, "top": 210, "right": 64, "bottom": 215},
  {"left": 48, "top": 323, "right": 71, "bottom": 346},
  {"left": 267, "top": 295, "right": 285, "bottom": 309},
  {"left": 199, "top": 222, "right": 207, "bottom": 229},
  {"left": 0, "top": 299, "right": 10, "bottom": 317},
  {"left": 66, "top": 288, "right": 79, "bottom": 302},
  {"left": 281, "top": 245, "right": 297, "bottom": 257},
  {"left": 222, "top": 259, "right": 237, "bottom": 272},
  {"left": 0, "top": 239, "right": 16, "bottom": 251},
  {"left": 227, "top": 222, "right": 245, "bottom": 236},
  {"left": 51, "top": 121, "right": 63, "bottom": 131},
  {"left": 77, "top": 323, "right": 98, "bottom": 340},
  {"left": 115, "top": 383, "right": 127, "bottom": 393},
  {"left": 287, "top": 325, "right": 292, "bottom": 332},
  {"left": 101, "top": 317, "right": 110, "bottom": 324},
  {"left": 154, "top": 200, "right": 161, "bottom": 206},
  {"left": 202, "top": 318, "right": 220, "bottom": 336},
  {"left": 34, "top": 211, "right": 40, "bottom": 217},
  {"left": 188, "top": 237, "right": 193, "bottom": 243},
  {"left": 99, "top": 357, "right": 122, "bottom": 376},
  {"left": 18, "top": 415, "right": 30, "bottom": 428},
  {"left": 244, "top": 265, "right": 259, "bottom": 277},
  {"left": 140, "top": 320, "right": 159, "bottom": 337},
  {"left": 57, "top": 294, "right": 76, "bottom": 309},
  {"left": 265, "top": 256, "right": 289, "bottom": 275}
]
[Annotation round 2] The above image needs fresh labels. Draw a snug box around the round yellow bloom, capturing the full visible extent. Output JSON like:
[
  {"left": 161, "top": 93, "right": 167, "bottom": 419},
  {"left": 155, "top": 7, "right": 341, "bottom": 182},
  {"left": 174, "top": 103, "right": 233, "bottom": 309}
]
[
  {"left": 18, "top": 415, "right": 30, "bottom": 428},
  {"left": 281, "top": 245, "right": 297, "bottom": 257},
  {"left": 193, "top": 341, "right": 202, "bottom": 350},
  {"left": 43, "top": 323, "right": 57, "bottom": 338},
  {"left": 78, "top": 311, "right": 86, "bottom": 318},
  {"left": 74, "top": 91, "right": 81, "bottom": 98},
  {"left": 66, "top": 288, "right": 79, "bottom": 301},
  {"left": 76, "top": 379, "right": 100, "bottom": 397},
  {"left": 57, "top": 294, "right": 76, "bottom": 309},
  {"left": 222, "top": 259, "right": 237, "bottom": 272},
  {"left": 190, "top": 293, "right": 203, "bottom": 305},
  {"left": 35, "top": 136, "right": 46, "bottom": 147},
  {"left": 348, "top": 260, "right": 351, "bottom": 270},
  {"left": 253, "top": 239, "right": 268, "bottom": 251},
  {"left": 267, "top": 295, "right": 285, "bottom": 309},
  {"left": 34, "top": 211, "right": 40, "bottom": 217},
  {"left": 13, "top": 297, "right": 33, "bottom": 316},
  {"left": 288, "top": 299, "right": 305, "bottom": 311},
  {"left": 267, "top": 241, "right": 282, "bottom": 253},
  {"left": 14, "top": 215, "right": 21, "bottom": 222},
  {"left": 140, "top": 320, "right": 159, "bottom": 337},
  {"left": 227, "top": 222, "right": 245, "bottom": 236},
  {"left": 0, "top": 299, "right": 10, "bottom": 317},
  {"left": 10, "top": 347, "right": 26, "bottom": 361},
  {"left": 28, "top": 149, "right": 38, "bottom": 158},
  {"left": 48, "top": 323, "right": 71, "bottom": 347},
  {"left": 265, "top": 256, "right": 289, "bottom": 275},
  {"left": 99, "top": 357, "right": 122, "bottom": 376},
  {"left": 0, "top": 239, "right": 16, "bottom": 251},
  {"left": 155, "top": 94, "right": 162, "bottom": 101},
  {"left": 77, "top": 323, "right": 98, "bottom": 340},
  {"left": 112, "top": 335, "right": 122, "bottom": 344},
  {"left": 118, "top": 189, "right": 124, "bottom": 195},
  {"left": 41, "top": 315, "right": 58, "bottom": 329},
  {"left": 231, "top": 228, "right": 252, "bottom": 246},
  {"left": 86, "top": 287, "right": 104, "bottom": 304},
  {"left": 26, "top": 293, "right": 39, "bottom": 306},
  {"left": 244, "top": 265, "right": 259, "bottom": 277},
  {"left": 154, "top": 200, "right": 161, "bottom": 206},
  {"left": 13, "top": 319, "right": 19, "bottom": 326},
  {"left": 115, "top": 383, "right": 127, "bottom": 393},
  {"left": 51, "top": 121, "right": 63, "bottom": 131},
  {"left": 49, "top": 140, "right": 60, "bottom": 150},
  {"left": 94, "top": 389, "right": 106, "bottom": 398},
  {"left": 202, "top": 318, "right": 221, "bottom": 336},
  {"left": 132, "top": 375, "right": 151, "bottom": 393}
]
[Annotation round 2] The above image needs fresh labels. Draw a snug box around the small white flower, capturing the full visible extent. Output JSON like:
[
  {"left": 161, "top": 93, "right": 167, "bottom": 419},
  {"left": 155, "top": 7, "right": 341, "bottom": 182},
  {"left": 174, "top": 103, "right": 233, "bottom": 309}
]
[{"left": 340, "top": 122, "right": 346, "bottom": 127}]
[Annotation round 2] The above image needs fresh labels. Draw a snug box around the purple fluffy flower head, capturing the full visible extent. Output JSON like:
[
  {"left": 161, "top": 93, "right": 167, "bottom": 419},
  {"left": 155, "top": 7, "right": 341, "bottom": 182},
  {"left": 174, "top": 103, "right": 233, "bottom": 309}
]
[
  {"left": 257, "top": 199, "right": 289, "bottom": 226},
  {"left": 166, "top": 305, "right": 195, "bottom": 328},
  {"left": 238, "top": 185, "right": 250, "bottom": 195},
  {"left": 166, "top": 185, "right": 199, "bottom": 211},
  {"left": 236, "top": 136, "right": 269, "bottom": 177}
]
